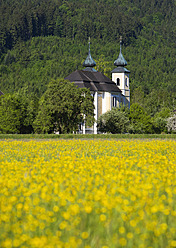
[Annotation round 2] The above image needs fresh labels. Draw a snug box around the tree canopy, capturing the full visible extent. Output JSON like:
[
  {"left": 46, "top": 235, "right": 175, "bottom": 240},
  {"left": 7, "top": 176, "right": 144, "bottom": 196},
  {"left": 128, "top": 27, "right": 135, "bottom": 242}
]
[
  {"left": 0, "top": 92, "right": 37, "bottom": 134},
  {"left": 97, "top": 107, "right": 130, "bottom": 134},
  {"left": 34, "top": 79, "right": 94, "bottom": 134}
]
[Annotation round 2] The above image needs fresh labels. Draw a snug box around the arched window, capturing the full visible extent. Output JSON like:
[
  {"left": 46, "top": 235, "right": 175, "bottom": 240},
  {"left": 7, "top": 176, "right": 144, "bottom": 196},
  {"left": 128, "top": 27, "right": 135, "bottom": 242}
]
[
  {"left": 125, "top": 78, "right": 128, "bottom": 86},
  {"left": 113, "top": 97, "right": 117, "bottom": 107},
  {"left": 116, "top": 78, "right": 120, "bottom": 86}
]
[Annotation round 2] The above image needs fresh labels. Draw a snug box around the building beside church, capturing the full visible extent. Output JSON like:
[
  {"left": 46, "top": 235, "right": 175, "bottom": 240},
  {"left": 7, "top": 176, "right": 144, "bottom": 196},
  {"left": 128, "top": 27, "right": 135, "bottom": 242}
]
[{"left": 65, "top": 39, "right": 130, "bottom": 134}]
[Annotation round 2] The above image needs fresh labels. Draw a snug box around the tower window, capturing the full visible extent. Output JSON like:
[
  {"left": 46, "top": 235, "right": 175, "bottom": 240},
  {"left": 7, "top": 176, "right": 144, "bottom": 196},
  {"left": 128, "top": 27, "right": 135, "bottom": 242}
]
[
  {"left": 125, "top": 78, "right": 128, "bottom": 86},
  {"left": 116, "top": 78, "right": 120, "bottom": 86}
]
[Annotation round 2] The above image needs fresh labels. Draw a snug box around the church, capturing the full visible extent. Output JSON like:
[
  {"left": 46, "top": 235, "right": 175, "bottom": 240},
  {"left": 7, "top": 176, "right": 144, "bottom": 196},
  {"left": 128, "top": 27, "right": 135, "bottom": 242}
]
[{"left": 65, "top": 38, "right": 130, "bottom": 134}]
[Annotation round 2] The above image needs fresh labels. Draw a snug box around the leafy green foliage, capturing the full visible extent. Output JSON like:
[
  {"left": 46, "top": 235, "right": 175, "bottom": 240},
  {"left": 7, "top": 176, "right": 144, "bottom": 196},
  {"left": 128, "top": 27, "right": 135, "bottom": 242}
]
[
  {"left": 97, "top": 107, "right": 130, "bottom": 134},
  {"left": 129, "top": 103, "right": 154, "bottom": 134},
  {"left": 152, "top": 107, "right": 171, "bottom": 133},
  {"left": 0, "top": 94, "right": 22, "bottom": 134},
  {"left": 0, "top": 89, "right": 38, "bottom": 134},
  {"left": 97, "top": 104, "right": 165, "bottom": 134},
  {"left": 34, "top": 79, "right": 94, "bottom": 134}
]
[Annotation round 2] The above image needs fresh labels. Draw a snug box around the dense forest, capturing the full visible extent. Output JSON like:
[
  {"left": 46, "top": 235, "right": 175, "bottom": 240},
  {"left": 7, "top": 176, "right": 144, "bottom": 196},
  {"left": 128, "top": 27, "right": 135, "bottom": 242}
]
[{"left": 0, "top": 0, "right": 176, "bottom": 122}]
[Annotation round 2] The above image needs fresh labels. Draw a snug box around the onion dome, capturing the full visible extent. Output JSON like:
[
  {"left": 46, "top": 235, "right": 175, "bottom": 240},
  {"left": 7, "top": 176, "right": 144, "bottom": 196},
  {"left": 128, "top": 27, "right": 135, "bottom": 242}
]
[
  {"left": 83, "top": 38, "right": 96, "bottom": 70},
  {"left": 114, "top": 37, "right": 127, "bottom": 67}
]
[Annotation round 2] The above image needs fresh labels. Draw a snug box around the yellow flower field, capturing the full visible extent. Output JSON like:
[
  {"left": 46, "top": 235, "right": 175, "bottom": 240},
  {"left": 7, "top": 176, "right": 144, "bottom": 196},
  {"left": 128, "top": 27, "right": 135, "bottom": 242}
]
[{"left": 0, "top": 139, "right": 176, "bottom": 248}]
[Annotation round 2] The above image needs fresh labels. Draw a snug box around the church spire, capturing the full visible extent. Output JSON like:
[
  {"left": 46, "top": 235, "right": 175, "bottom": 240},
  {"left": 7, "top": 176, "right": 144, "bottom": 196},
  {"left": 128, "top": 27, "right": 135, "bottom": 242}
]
[
  {"left": 114, "top": 36, "right": 127, "bottom": 67},
  {"left": 83, "top": 37, "right": 96, "bottom": 70}
]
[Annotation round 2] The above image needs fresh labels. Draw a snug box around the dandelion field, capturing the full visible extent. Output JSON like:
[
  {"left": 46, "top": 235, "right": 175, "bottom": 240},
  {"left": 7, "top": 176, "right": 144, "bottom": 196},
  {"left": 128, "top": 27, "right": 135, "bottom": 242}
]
[{"left": 0, "top": 139, "right": 176, "bottom": 248}]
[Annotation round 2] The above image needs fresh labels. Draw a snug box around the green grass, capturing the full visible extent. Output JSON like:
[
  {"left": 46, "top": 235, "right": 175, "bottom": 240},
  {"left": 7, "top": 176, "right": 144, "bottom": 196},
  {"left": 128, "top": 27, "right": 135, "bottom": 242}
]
[{"left": 0, "top": 133, "right": 175, "bottom": 140}]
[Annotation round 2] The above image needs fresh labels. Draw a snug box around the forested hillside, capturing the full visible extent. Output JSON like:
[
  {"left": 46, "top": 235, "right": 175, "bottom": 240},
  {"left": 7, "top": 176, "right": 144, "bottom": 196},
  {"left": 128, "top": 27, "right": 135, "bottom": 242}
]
[{"left": 0, "top": 0, "right": 176, "bottom": 114}]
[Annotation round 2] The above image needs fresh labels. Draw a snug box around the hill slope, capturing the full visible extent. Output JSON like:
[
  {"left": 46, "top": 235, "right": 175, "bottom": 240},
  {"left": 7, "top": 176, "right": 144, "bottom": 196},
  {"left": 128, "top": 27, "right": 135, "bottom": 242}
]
[{"left": 0, "top": 0, "right": 176, "bottom": 113}]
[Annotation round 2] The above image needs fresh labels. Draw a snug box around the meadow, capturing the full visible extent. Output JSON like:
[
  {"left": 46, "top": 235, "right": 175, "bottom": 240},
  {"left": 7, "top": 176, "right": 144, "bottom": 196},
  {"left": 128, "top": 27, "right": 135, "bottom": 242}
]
[{"left": 0, "top": 139, "right": 176, "bottom": 248}]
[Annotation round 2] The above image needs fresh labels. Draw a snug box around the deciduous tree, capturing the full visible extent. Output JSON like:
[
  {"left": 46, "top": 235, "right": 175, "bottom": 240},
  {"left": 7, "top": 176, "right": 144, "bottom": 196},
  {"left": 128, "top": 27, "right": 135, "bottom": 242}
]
[
  {"left": 33, "top": 79, "right": 94, "bottom": 134},
  {"left": 129, "top": 103, "right": 154, "bottom": 133},
  {"left": 0, "top": 91, "right": 38, "bottom": 134},
  {"left": 97, "top": 107, "right": 130, "bottom": 134}
]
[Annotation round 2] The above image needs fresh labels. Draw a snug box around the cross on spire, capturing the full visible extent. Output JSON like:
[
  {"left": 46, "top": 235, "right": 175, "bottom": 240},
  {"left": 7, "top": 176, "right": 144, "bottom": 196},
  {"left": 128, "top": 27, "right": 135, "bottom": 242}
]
[
  {"left": 82, "top": 37, "right": 96, "bottom": 69},
  {"left": 88, "top": 37, "right": 91, "bottom": 53},
  {"left": 113, "top": 35, "right": 127, "bottom": 67},
  {"left": 120, "top": 36, "right": 122, "bottom": 52}
]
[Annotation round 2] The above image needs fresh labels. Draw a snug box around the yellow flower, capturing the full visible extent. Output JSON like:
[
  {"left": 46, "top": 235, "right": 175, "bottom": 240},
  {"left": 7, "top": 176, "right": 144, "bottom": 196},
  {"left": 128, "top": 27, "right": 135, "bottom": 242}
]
[
  {"left": 69, "top": 204, "right": 80, "bottom": 215},
  {"left": 62, "top": 211, "right": 70, "bottom": 220},
  {"left": 130, "top": 219, "right": 137, "bottom": 227},
  {"left": 1, "top": 139, "right": 176, "bottom": 248},
  {"left": 119, "top": 226, "right": 125, "bottom": 234},
  {"left": 100, "top": 214, "right": 106, "bottom": 222},
  {"left": 2, "top": 238, "right": 12, "bottom": 248},
  {"left": 84, "top": 205, "right": 92, "bottom": 213},
  {"left": 59, "top": 221, "right": 67, "bottom": 230},
  {"left": 127, "top": 232, "right": 133, "bottom": 239},
  {"left": 119, "top": 237, "right": 127, "bottom": 246},
  {"left": 13, "top": 239, "right": 21, "bottom": 247},
  {"left": 81, "top": 232, "right": 89, "bottom": 239},
  {"left": 151, "top": 205, "right": 158, "bottom": 213},
  {"left": 170, "top": 240, "right": 176, "bottom": 247}
]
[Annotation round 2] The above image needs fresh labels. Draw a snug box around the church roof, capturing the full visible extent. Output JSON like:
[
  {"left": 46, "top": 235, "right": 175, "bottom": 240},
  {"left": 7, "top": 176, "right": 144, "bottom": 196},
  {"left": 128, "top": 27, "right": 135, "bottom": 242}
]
[
  {"left": 83, "top": 67, "right": 97, "bottom": 72},
  {"left": 65, "top": 70, "right": 121, "bottom": 93},
  {"left": 111, "top": 66, "right": 130, "bottom": 73},
  {"left": 114, "top": 37, "right": 127, "bottom": 67},
  {"left": 83, "top": 52, "right": 96, "bottom": 68},
  {"left": 114, "top": 49, "right": 127, "bottom": 67},
  {"left": 65, "top": 38, "right": 122, "bottom": 93}
]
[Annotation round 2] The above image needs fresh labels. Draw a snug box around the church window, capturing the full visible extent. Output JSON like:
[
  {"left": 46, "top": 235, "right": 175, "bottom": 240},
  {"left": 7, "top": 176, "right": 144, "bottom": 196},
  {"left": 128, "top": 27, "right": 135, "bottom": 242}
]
[
  {"left": 116, "top": 78, "right": 120, "bottom": 86},
  {"left": 113, "top": 97, "right": 117, "bottom": 107}
]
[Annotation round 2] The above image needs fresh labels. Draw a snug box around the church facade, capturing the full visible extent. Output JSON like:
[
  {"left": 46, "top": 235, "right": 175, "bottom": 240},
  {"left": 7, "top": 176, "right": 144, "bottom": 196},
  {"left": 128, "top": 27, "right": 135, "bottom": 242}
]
[{"left": 65, "top": 39, "right": 130, "bottom": 134}]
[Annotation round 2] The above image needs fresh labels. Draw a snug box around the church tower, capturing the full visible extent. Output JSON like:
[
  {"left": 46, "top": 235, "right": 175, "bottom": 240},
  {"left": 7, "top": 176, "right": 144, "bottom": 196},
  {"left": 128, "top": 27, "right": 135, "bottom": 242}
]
[{"left": 111, "top": 37, "right": 130, "bottom": 107}]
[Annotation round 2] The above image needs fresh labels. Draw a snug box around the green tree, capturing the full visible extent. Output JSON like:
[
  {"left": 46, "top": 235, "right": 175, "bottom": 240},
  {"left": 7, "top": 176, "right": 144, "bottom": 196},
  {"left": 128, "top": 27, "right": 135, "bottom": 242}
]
[
  {"left": 129, "top": 103, "right": 154, "bottom": 133},
  {"left": 0, "top": 94, "right": 24, "bottom": 134},
  {"left": 33, "top": 79, "right": 94, "bottom": 134},
  {"left": 143, "top": 89, "right": 174, "bottom": 116},
  {"left": 97, "top": 107, "right": 130, "bottom": 134},
  {"left": 0, "top": 91, "right": 38, "bottom": 134},
  {"left": 131, "top": 86, "right": 145, "bottom": 106},
  {"left": 16, "top": 87, "right": 39, "bottom": 133},
  {"left": 152, "top": 107, "right": 171, "bottom": 133}
]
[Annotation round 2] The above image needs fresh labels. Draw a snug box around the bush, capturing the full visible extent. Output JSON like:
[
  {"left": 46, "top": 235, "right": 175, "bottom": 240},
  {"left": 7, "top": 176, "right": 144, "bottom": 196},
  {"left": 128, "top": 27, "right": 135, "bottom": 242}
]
[{"left": 97, "top": 107, "right": 130, "bottom": 134}]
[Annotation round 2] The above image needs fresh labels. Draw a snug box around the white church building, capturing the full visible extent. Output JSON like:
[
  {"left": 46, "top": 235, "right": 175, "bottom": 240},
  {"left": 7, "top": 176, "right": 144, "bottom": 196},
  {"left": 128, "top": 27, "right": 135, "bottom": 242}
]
[{"left": 65, "top": 39, "right": 130, "bottom": 134}]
